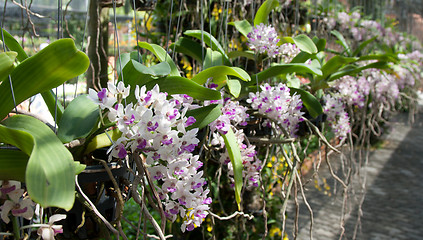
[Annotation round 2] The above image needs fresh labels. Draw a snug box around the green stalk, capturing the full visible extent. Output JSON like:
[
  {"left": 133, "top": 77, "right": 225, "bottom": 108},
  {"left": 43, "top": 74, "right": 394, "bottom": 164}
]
[{"left": 12, "top": 216, "right": 21, "bottom": 240}]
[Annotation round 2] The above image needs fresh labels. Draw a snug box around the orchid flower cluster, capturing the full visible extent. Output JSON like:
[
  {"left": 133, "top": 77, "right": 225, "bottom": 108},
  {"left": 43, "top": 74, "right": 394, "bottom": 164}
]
[
  {"left": 207, "top": 92, "right": 262, "bottom": 189},
  {"left": 325, "top": 11, "right": 402, "bottom": 47},
  {"left": 323, "top": 94, "right": 351, "bottom": 140},
  {"left": 247, "top": 23, "right": 300, "bottom": 61},
  {"left": 247, "top": 83, "right": 304, "bottom": 137},
  {"left": 0, "top": 181, "right": 65, "bottom": 240},
  {"left": 333, "top": 75, "right": 370, "bottom": 108},
  {"left": 397, "top": 50, "right": 423, "bottom": 89},
  {"left": 88, "top": 82, "right": 210, "bottom": 232},
  {"left": 362, "top": 68, "right": 400, "bottom": 106}
]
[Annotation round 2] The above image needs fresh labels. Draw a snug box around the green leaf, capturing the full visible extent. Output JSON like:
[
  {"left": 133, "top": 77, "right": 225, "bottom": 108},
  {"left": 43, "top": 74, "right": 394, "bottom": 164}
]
[
  {"left": 352, "top": 36, "right": 377, "bottom": 56},
  {"left": 138, "top": 42, "right": 181, "bottom": 76},
  {"left": 293, "top": 35, "right": 318, "bottom": 54},
  {"left": 84, "top": 128, "right": 122, "bottom": 154},
  {"left": 0, "top": 52, "right": 17, "bottom": 81},
  {"left": 57, "top": 95, "right": 100, "bottom": 143},
  {"left": 313, "top": 37, "right": 326, "bottom": 52},
  {"left": 203, "top": 48, "right": 224, "bottom": 69},
  {"left": 144, "top": 76, "right": 222, "bottom": 101},
  {"left": 227, "top": 79, "right": 242, "bottom": 98},
  {"left": 183, "top": 30, "right": 230, "bottom": 65},
  {"left": 282, "top": 35, "right": 318, "bottom": 54},
  {"left": 331, "top": 30, "right": 351, "bottom": 56},
  {"left": 251, "top": 63, "right": 323, "bottom": 83},
  {"left": 0, "top": 115, "right": 75, "bottom": 210},
  {"left": 123, "top": 61, "right": 171, "bottom": 92},
  {"left": 254, "top": 0, "right": 279, "bottom": 26},
  {"left": 320, "top": 56, "right": 358, "bottom": 79},
  {"left": 1, "top": 29, "right": 28, "bottom": 61},
  {"left": 221, "top": 128, "right": 243, "bottom": 210},
  {"left": 357, "top": 54, "right": 398, "bottom": 63},
  {"left": 329, "top": 61, "right": 389, "bottom": 81},
  {"left": 228, "top": 20, "right": 253, "bottom": 38},
  {"left": 290, "top": 51, "right": 313, "bottom": 64},
  {"left": 0, "top": 149, "right": 28, "bottom": 182},
  {"left": 185, "top": 104, "right": 222, "bottom": 130},
  {"left": 227, "top": 50, "right": 255, "bottom": 60},
  {"left": 191, "top": 66, "right": 251, "bottom": 86},
  {"left": 0, "top": 39, "right": 90, "bottom": 120},
  {"left": 74, "top": 162, "right": 86, "bottom": 175},
  {"left": 290, "top": 88, "right": 323, "bottom": 119},
  {"left": 171, "top": 37, "right": 205, "bottom": 63}
]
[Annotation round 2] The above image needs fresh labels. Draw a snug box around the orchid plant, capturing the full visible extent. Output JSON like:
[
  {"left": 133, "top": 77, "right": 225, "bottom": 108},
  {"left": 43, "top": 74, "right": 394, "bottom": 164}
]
[{"left": 0, "top": 0, "right": 421, "bottom": 239}]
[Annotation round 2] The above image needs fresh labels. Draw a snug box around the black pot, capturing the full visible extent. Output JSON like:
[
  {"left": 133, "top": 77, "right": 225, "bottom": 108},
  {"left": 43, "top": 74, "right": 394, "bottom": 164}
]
[
  {"left": 61, "top": 148, "right": 134, "bottom": 239},
  {"left": 130, "top": 0, "right": 157, "bottom": 11}
]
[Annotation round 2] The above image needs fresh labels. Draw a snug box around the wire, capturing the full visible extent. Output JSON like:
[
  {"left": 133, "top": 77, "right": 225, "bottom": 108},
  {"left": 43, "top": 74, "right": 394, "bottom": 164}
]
[{"left": 1, "top": 1, "right": 18, "bottom": 117}]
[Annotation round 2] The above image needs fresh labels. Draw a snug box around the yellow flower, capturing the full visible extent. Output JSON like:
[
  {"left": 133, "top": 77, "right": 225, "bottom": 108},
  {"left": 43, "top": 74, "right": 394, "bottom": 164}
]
[
  {"left": 212, "top": 5, "right": 222, "bottom": 20},
  {"left": 269, "top": 226, "right": 282, "bottom": 237}
]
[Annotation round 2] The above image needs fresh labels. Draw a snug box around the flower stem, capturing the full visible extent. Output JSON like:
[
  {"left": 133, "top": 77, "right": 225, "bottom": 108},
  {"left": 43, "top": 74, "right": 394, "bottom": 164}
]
[{"left": 12, "top": 216, "right": 21, "bottom": 240}]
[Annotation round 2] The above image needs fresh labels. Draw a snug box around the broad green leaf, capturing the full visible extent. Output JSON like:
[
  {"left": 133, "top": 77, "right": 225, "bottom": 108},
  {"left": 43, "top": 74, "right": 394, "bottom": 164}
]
[
  {"left": 227, "top": 79, "right": 242, "bottom": 98},
  {"left": 227, "top": 50, "right": 255, "bottom": 60},
  {"left": 185, "top": 104, "right": 222, "bottom": 130},
  {"left": 357, "top": 54, "right": 398, "bottom": 63},
  {"left": 191, "top": 66, "right": 251, "bottom": 86},
  {"left": 183, "top": 30, "right": 230, "bottom": 65},
  {"left": 0, "top": 39, "right": 89, "bottom": 120},
  {"left": 229, "top": 20, "right": 253, "bottom": 38},
  {"left": 203, "top": 48, "right": 224, "bottom": 69},
  {"left": 57, "top": 95, "right": 100, "bottom": 143},
  {"left": 282, "top": 35, "right": 318, "bottom": 54},
  {"left": 254, "top": 0, "right": 279, "bottom": 26},
  {"left": 0, "top": 52, "right": 17, "bottom": 81},
  {"left": 0, "top": 149, "right": 28, "bottom": 182},
  {"left": 74, "top": 162, "right": 86, "bottom": 175},
  {"left": 329, "top": 61, "right": 389, "bottom": 81},
  {"left": 331, "top": 30, "right": 351, "bottom": 56},
  {"left": 352, "top": 36, "right": 377, "bottom": 56},
  {"left": 320, "top": 56, "right": 358, "bottom": 79},
  {"left": 1, "top": 29, "right": 28, "bottom": 61},
  {"left": 145, "top": 76, "right": 221, "bottom": 101},
  {"left": 171, "top": 37, "right": 205, "bottom": 63},
  {"left": 290, "top": 88, "right": 323, "bottom": 119},
  {"left": 0, "top": 115, "right": 75, "bottom": 210},
  {"left": 138, "top": 42, "right": 181, "bottom": 76},
  {"left": 290, "top": 51, "right": 313, "bottom": 64},
  {"left": 222, "top": 128, "right": 243, "bottom": 210},
  {"left": 251, "top": 63, "right": 323, "bottom": 83},
  {"left": 84, "top": 128, "right": 122, "bottom": 154},
  {"left": 122, "top": 61, "right": 171, "bottom": 93},
  {"left": 294, "top": 35, "right": 318, "bottom": 54},
  {"left": 313, "top": 37, "right": 326, "bottom": 52}
]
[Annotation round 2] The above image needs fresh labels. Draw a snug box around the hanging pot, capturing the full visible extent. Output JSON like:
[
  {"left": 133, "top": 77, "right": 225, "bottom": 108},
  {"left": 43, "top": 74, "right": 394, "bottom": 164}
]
[
  {"left": 60, "top": 149, "right": 134, "bottom": 239},
  {"left": 130, "top": 0, "right": 157, "bottom": 11}
]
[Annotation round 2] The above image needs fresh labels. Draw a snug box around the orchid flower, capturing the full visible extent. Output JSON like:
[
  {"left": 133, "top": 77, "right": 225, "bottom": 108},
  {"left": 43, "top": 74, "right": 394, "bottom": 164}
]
[
  {"left": 37, "top": 214, "right": 66, "bottom": 240},
  {"left": 0, "top": 181, "right": 34, "bottom": 224}
]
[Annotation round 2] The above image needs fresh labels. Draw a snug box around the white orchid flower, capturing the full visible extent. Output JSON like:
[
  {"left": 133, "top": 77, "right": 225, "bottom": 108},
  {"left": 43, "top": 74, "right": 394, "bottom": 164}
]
[{"left": 37, "top": 214, "right": 66, "bottom": 240}]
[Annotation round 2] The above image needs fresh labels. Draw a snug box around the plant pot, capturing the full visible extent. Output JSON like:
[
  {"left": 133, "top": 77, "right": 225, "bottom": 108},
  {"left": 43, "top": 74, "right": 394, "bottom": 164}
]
[
  {"left": 60, "top": 150, "right": 134, "bottom": 239},
  {"left": 130, "top": 0, "right": 157, "bottom": 11}
]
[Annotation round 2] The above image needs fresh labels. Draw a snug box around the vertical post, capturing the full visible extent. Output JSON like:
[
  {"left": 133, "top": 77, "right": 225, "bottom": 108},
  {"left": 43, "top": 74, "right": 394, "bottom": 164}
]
[{"left": 87, "top": 0, "right": 109, "bottom": 91}]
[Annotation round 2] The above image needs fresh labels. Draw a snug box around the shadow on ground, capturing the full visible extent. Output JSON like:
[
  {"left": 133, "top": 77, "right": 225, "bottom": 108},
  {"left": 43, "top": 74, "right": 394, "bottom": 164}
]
[{"left": 286, "top": 112, "right": 423, "bottom": 240}]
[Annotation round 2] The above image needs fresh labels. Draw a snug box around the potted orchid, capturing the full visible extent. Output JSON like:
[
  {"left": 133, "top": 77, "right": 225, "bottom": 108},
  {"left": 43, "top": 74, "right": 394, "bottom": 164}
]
[{"left": 1, "top": 0, "right": 421, "bottom": 239}]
